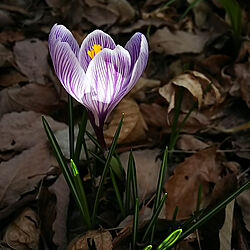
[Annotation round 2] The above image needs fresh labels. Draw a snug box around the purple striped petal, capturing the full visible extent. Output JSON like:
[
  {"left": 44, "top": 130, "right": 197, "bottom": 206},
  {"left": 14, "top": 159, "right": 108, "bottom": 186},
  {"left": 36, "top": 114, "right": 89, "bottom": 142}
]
[
  {"left": 80, "top": 45, "right": 131, "bottom": 127},
  {"left": 78, "top": 30, "right": 116, "bottom": 72},
  {"left": 49, "top": 24, "right": 79, "bottom": 57},
  {"left": 50, "top": 41, "right": 85, "bottom": 102},
  {"left": 124, "top": 32, "right": 148, "bottom": 94}
]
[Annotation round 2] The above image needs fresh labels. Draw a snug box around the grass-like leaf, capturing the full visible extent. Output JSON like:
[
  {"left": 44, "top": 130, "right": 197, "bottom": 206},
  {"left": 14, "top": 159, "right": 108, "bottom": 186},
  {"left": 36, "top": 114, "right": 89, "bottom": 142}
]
[
  {"left": 142, "top": 193, "right": 168, "bottom": 243},
  {"left": 42, "top": 116, "right": 90, "bottom": 227},
  {"left": 70, "top": 160, "right": 91, "bottom": 228},
  {"left": 149, "top": 147, "right": 168, "bottom": 242},
  {"left": 91, "top": 113, "right": 124, "bottom": 225},
  {"left": 179, "top": 180, "right": 250, "bottom": 240},
  {"left": 132, "top": 197, "right": 139, "bottom": 250},
  {"left": 110, "top": 167, "right": 125, "bottom": 218},
  {"left": 86, "top": 131, "right": 103, "bottom": 152}
]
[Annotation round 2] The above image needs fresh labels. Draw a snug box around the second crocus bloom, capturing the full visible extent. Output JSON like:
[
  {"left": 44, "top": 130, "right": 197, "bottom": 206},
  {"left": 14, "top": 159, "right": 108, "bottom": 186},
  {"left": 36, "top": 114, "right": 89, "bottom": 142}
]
[{"left": 49, "top": 24, "right": 148, "bottom": 149}]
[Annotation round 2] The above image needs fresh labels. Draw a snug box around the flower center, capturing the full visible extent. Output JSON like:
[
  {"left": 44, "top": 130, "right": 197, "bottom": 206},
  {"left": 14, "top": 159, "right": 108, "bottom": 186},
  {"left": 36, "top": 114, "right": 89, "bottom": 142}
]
[{"left": 87, "top": 44, "right": 102, "bottom": 59}]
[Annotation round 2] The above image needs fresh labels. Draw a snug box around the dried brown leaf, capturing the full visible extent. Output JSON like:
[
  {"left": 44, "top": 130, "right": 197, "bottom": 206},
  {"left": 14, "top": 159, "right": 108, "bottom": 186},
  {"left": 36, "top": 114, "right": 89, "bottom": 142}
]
[
  {"left": 3, "top": 208, "right": 40, "bottom": 250},
  {"left": 67, "top": 230, "right": 112, "bottom": 250},
  {"left": 0, "top": 43, "right": 13, "bottom": 67},
  {"left": 0, "top": 83, "right": 61, "bottom": 118},
  {"left": 104, "top": 98, "right": 148, "bottom": 146},
  {"left": 0, "top": 143, "right": 57, "bottom": 219},
  {"left": 0, "top": 111, "right": 66, "bottom": 153},
  {"left": 159, "top": 71, "right": 221, "bottom": 113},
  {"left": 39, "top": 174, "right": 70, "bottom": 250},
  {"left": 0, "top": 69, "right": 27, "bottom": 87},
  {"left": 164, "top": 147, "right": 238, "bottom": 220},
  {"left": 150, "top": 27, "right": 211, "bottom": 55},
  {"left": 236, "top": 189, "right": 250, "bottom": 232},
  {"left": 13, "top": 39, "right": 51, "bottom": 84},
  {"left": 176, "top": 134, "right": 209, "bottom": 151}
]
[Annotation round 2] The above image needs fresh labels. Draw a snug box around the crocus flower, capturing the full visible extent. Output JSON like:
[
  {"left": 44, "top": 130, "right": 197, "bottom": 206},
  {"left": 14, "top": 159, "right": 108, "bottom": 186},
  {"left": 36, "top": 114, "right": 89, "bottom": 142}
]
[{"left": 49, "top": 24, "right": 148, "bottom": 149}]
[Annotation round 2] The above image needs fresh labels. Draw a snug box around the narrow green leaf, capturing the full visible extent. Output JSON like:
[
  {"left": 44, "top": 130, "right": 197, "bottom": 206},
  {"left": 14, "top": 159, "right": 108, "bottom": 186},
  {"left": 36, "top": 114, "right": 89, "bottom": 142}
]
[
  {"left": 196, "top": 184, "right": 202, "bottom": 212},
  {"left": 125, "top": 150, "right": 133, "bottom": 215},
  {"left": 130, "top": 151, "right": 138, "bottom": 206},
  {"left": 142, "top": 193, "right": 168, "bottom": 243},
  {"left": 179, "top": 180, "right": 250, "bottom": 240},
  {"left": 70, "top": 160, "right": 91, "bottom": 228},
  {"left": 91, "top": 114, "right": 124, "bottom": 225},
  {"left": 110, "top": 167, "right": 125, "bottom": 218},
  {"left": 156, "top": 229, "right": 182, "bottom": 250},
  {"left": 179, "top": 0, "right": 202, "bottom": 20},
  {"left": 86, "top": 131, "right": 103, "bottom": 152},
  {"left": 132, "top": 198, "right": 139, "bottom": 250},
  {"left": 42, "top": 116, "right": 87, "bottom": 226},
  {"left": 149, "top": 147, "right": 168, "bottom": 242},
  {"left": 68, "top": 94, "right": 74, "bottom": 160}
]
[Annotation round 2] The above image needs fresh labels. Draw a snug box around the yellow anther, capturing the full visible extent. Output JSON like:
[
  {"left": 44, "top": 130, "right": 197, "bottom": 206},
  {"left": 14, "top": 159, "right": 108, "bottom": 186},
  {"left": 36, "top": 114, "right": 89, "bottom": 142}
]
[{"left": 87, "top": 44, "right": 102, "bottom": 59}]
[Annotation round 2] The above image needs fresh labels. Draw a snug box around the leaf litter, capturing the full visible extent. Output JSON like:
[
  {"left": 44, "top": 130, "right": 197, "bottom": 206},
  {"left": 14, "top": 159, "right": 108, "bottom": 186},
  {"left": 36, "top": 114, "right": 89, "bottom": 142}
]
[{"left": 0, "top": 0, "right": 250, "bottom": 249}]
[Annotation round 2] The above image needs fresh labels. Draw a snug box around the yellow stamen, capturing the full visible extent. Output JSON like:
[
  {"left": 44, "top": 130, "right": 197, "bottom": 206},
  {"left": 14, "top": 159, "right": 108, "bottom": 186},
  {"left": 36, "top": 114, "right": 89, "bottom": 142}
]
[{"left": 87, "top": 44, "right": 102, "bottom": 59}]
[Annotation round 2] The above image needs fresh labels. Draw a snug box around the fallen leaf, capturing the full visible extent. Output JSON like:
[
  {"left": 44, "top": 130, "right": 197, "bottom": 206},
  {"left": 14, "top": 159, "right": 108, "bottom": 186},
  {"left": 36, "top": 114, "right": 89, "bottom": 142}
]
[
  {"left": 3, "top": 207, "right": 40, "bottom": 250},
  {"left": 233, "top": 62, "right": 250, "bottom": 108},
  {"left": 0, "top": 43, "right": 13, "bottom": 67},
  {"left": 0, "top": 10, "right": 14, "bottom": 28},
  {"left": 0, "top": 143, "right": 58, "bottom": 220},
  {"left": 0, "top": 69, "right": 27, "bottom": 87},
  {"left": 176, "top": 134, "right": 210, "bottom": 151},
  {"left": 104, "top": 98, "right": 148, "bottom": 146},
  {"left": 164, "top": 147, "right": 238, "bottom": 220},
  {"left": 0, "top": 30, "right": 25, "bottom": 44},
  {"left": 120, "top": 149, "right": 161, "bottom": 202},
  {"left": 0, "top": 111, "right": 66, "bottom": 153},
  {"left": 150, "top": 27, "right": 211, "bottom": 55},
  {"left": 128, "top": 77, "right": 161, "bottom": 101},
  {"left": 236, "top": 189, "right": 250, "bottom": 232},
  {"left": 67, "top": 230, "right": 113, "bottom": 250},
  {"left": 39, "top": 174, "right": 70, "bottom": 250},
  {"left": 140, "top": 103, "right": 168, "bottom": 129},
  {"left": 219, "top": 200, "right": 235, "bottom": 250},
  {"left": 0, "top": 83, "right": 61, "bottom": 118},
  {"left": 13, "top": 39, "right": 52, "bottom": 84}
]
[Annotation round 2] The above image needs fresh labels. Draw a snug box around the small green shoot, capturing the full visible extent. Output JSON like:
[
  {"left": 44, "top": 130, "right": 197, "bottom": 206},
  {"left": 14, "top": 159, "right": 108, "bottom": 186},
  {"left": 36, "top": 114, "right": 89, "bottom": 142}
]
[{"left": 156, "top": 229, "right": 182, "bottom": 250}]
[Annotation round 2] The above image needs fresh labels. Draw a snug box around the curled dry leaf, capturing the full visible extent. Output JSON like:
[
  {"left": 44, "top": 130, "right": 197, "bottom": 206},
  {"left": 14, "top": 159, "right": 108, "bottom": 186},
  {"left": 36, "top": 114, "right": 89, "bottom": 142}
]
[
  {"left": 13, "top": 39, "right": 52, "bottom": 84},
  {"left": 104, "top": 98, "right": 148, "bottom": 146},
  {"left": 0, "top": 111, "right": 66, "bottom": 152},
  {"left": 3, "top": 207, "right": 40, "bottom": 250},
  {"left": 67, "top": 230, "right": 112, "bottom": 250},
  {"left": 150, "top": 27, "right": 211, "bottom": 55},
  {"left": 159, "top": 71, "right": 221, "bottom": 113},
  {"left": 0, "top": 83, "right": 61, "bottom": 118},
  {"left": 164, "top": 147, "right": 238, "bottom": 220},
  {"left": 120, "top": 149, "right": 161, "bottom": 202}
]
